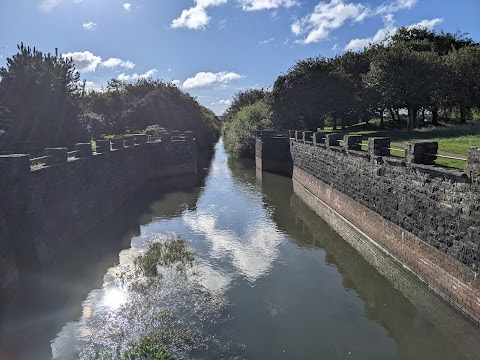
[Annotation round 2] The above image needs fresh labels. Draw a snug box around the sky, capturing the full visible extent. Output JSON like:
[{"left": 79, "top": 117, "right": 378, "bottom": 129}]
[{"left": 0, "top": 0, "right": 479, "bottom": 115}]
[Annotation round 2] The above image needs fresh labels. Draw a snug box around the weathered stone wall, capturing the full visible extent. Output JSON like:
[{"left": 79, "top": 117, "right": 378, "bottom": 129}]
[
  {"left": 0, "top": 208, "right": 18, "bottom": 290},
  {"left": 256, "top": 132, "right": 480, "bottom": 323},
  {"left": 289, "top": 138, "right": 480, "bottom": 323},
  {"left": 0, "top": 135, "right": 196, "bottom": 289},
  {"left": 255, "top": 131, "right": 292, "bottom": 175}
]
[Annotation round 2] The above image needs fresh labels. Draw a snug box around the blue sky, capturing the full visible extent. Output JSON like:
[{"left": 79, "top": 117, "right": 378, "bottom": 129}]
[{"left": 0, "top": 0, "right": 479, "bottom": 115}]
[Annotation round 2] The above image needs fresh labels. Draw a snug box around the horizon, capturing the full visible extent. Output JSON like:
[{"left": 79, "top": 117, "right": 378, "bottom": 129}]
[{"left": 1, "top": 0, "right": 479, "bottom": 115}]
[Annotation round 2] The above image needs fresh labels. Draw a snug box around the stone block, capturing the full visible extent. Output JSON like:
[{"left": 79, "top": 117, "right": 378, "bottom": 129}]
[
  {"left": 406, "top": 141, "right": 437, "bottom": 165},
  {"left": 95, "top": 140, "right": 111, "bottom": 153},
  {"left": 326, "top": 133, "right": 342, "bottom": 147},
  {"left": 314, "top": 132, "right": 325, "bottom": 145},
  {"left": 161, "top": 133, "right": 172, "bottom": 143},
  {"left": 124, "top": 136, "right": 135, "bottom": 147},
  {"left": 111, "top": 138, "right": 125, "bottom": 150},
  {"left": 467, "top": 147, "right": 480, "bottom": 183},
  {"left": 288, "top": 130, "right": 296, "bottom": 139},
  {"left": 295, "top": 131, "right": 304, "bottom": 142},
  {"left": 45, "top": 148, "right": 68, "bottom": 165},
  {"left": 368, "top": 137, "right": 390, "bottom": 157},
  {"left": 74, "top": 143, "right": 93, "bottom": 157},
  {"left": 184, "top": 131, "right": 195, "bottom": 141},
  {"left": 303, "top": 131, "right": 313, "bottom": 143},
  {"left": 344, "top": 135, "right": 363, "bottom": 150},
  {"left": 134, "top": 134, "right": 147, "bottom": 145}
]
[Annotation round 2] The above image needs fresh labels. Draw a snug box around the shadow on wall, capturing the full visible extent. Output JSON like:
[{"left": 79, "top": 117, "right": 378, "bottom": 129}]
[{"left": 0, "top": 173, "right": 205, "bottom": 359}]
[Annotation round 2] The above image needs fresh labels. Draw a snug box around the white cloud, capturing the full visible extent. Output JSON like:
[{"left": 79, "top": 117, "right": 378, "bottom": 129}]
[
  {"left": 62, "top": 51, "right": 102, "bottom": 72},
  {"left": 83, "top": 21, "right": 97, "bottom": 31},
  {"left": 259, "top": 37, "right": 274, "bottom": 45},
  {"left": 117, "top": 69, "right": 158, "bottom": 81},
  {"left": 408, "top": 17, "right": 443, "bottom": 30},
  {"left": 171, "top": 6, "right": 211, "bottom": 30},
  {"left": 171, "top": 79, "right": 181, "bottom": 87},
  {"left": 345, "top": 13, "right": 395, "bottom": 51},
  {"left": 345, "top": 14, "right": 443, "bottom": 51},
  {"left": 101, "top": 57, "right": 135, "bottom": 70},
  {"left": 211, "top": 99, "right": 232, "bottom": 105},
  {"left": 171, "top": 0, "right": 227, "bottom": 30},
  {"left": 375, "top": 0, "right": 416, "bottom": 15},
  {"left": 39, "top": 0, "right": 62, "bottom": 11},
  {"left": 183, "top": 71, "right": 243, "bottom": 89},
  {"left": 82, "top": 81, "right": 103, "bottom": 92},
  {"left": 39, "top": 0, "right": 85, "bottom": 11},
  {"left": 292, "top": 0, "right": 420, "bottom": 45},
  {"left": 238, "top": 0, "right": 299, "bottom": 11},
  {"left": 123, "top": 2, "right": 132, "bottom": 11},
  {"left": 292, "top": 0, "right": 368, "bottom": 44}
]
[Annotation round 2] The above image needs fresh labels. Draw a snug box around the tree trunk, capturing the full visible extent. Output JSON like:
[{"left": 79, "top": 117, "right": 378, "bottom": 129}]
[
  {"left": 413, "top": 107, "right": 418, "bottom": 128},
  {"left": 380, "top": 109, "right": 385, "bottom": 129},
  {"left": 421, "top": 107, "right": 426, "bottom": 125},
  {"left": 332, "top": 113, "right": 337, "bottom": 130},
  {"left": 341, "top": 117, "right": 345, "bottom": 130},
  {"left": 389, "top": 107, "right": 396, "bottom": 123},
  {"left": 395, "top": 109, "right": 401, "bottom": 125},
  {"left": 432, "top": 107, "right": 439, "bottom": 125},
  {"left": 407, "top": 106, "right": 414, "bottom": 130}
]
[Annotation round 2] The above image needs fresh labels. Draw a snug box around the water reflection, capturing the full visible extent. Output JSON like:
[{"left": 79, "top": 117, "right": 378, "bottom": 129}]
[{"left": 1, "top": 139, "right": 480, "bottom": 360}]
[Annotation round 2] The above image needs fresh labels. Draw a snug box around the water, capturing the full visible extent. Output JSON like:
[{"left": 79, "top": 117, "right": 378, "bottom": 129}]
[{"left": 1, "top": 139, "right": 480, "bottom": 359}]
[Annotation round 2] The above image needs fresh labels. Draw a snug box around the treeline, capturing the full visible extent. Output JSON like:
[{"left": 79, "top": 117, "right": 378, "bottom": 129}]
[
  {"left": 0, "top": 44, "right": 221, "bottom": 158},
  {"left": 223, "top": 27, "right": 480, "bottom": 157}
]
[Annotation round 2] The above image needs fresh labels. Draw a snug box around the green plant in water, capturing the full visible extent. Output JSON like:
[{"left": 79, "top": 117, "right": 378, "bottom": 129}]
[
  {"left": 135, "top": 236, "right": 196, "bottom": 277},
  {"left": 123, "top": 340, "right": 175, "bottom": 360}
]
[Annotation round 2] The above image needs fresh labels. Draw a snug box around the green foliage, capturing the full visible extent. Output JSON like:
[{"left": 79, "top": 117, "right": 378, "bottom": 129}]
[
  {"left": 123, "top": 341, "right": 175, "bottom": 360},
  {"left": 80, "top": 78, "right": 220, "bottom": 158},
  {"left": 223, "top": 100, "right": 272, "bottom": 158},
  {"left": 0, "top": 43, "right": 86, "bottom": 147},
  {"left": 223, "top": 88, "right": 269, "bottom": 121},
  {"left": 236, "top": 27, "right": 480, "bottom": 139},
  {"left": 135, "top": 236, "right": 196, "bottom": 277}
]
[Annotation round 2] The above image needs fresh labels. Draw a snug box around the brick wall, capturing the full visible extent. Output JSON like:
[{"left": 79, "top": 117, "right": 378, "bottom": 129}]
[
  {"left": 288, "top": 139, "right": 480, "bottom": 323},
  {"left": 0, "top": 134, "right": 197, "bottom": 290}
]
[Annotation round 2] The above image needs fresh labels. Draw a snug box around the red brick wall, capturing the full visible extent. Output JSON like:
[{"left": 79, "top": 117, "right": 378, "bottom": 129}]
[{"left": 293, "top": 166, "right": 480, "bottom": 323}]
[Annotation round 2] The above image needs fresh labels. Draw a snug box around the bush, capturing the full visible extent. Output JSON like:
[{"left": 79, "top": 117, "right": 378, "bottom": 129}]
[{"left": 223, "top": 100, "right": 272, "bottom": 158}]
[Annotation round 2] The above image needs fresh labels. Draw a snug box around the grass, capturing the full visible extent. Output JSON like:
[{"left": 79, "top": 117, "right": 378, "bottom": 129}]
[
  {"left": 320, "top": 119, "right": 480, "bottom": 169},
  {"left": 135, "top": 236, "right": 196, "bottom": 277}
]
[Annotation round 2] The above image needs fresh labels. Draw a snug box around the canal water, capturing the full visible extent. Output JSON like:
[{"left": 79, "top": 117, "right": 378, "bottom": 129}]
[{"left": 1, "top": 139, "right": 480, "bottom": 359}]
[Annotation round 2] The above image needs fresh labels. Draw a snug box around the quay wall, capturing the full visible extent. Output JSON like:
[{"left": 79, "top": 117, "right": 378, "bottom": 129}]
[
  {"left": 256, "top": 130, "right": 480, "bottom": 323},
  {"left": 0, "top": 133, "right": 196, "bottom": 290}
]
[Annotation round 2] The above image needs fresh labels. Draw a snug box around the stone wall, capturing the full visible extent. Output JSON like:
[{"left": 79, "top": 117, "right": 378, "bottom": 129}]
[
  {"left": 0, "top": 133, "right": 196, "bottom": 290},
  {"left": 256, "top": 131, "right": 480, "bottom": 323},
  {"left": 255, "top": 131, "right": 292, "bottom": 175},
  {"left": 0, "top": 208, "right": 18, "bottom": 290}
]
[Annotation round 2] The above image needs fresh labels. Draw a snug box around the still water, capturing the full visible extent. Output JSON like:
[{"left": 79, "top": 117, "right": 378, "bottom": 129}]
[{"left": 1, "top": 139, "right": 480, "bottom": 359}]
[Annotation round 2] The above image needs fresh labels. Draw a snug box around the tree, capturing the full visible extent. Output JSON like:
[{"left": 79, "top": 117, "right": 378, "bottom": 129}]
[
  {"left": 444, "top": 46, "right": 480, "bottom": 121},
  {"left": 269, "top": 57, "right": 353, "bottom": 131},
  {"left": 364, "top": 43, "right": 444, "bottom": 129},
  {"left": 223, "top": 100, "right": 272, "bottom": 157},
  {"left": 0, "top": 43, "right": 85, "bottom": 148},
  {"left": 223, "top": 88, "right": 268, "bottom": 121}
]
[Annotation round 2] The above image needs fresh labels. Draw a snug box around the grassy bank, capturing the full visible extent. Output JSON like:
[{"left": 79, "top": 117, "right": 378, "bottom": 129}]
[{"left": 322, "top": 120, "right": 480, "bottom": 169}]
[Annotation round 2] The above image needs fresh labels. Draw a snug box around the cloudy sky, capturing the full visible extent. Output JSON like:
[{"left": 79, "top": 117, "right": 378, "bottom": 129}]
[{"left": 0, "top": 0, "right": 478, "bottom": 115}]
